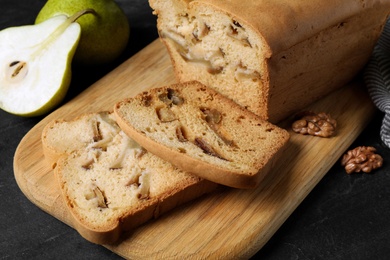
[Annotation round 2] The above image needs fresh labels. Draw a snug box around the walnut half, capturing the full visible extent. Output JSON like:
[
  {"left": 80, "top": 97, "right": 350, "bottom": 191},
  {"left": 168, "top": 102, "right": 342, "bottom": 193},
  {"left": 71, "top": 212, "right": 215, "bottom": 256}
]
[
  {"left": 292, "top": 111, "right": 337, "bottom": 138},
  {"left": 341, "top": 146, "right": 383, "bottom": 174}
]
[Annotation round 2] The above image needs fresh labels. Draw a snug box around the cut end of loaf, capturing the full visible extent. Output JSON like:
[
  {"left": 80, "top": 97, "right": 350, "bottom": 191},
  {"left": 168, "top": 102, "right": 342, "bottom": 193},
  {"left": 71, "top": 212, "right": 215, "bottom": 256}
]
[
  {"left": 150, "top": 0, "right": 390, "bottom": 123},
  {"left": 149, "top": 0, "right": 269, "bottom": 119}
]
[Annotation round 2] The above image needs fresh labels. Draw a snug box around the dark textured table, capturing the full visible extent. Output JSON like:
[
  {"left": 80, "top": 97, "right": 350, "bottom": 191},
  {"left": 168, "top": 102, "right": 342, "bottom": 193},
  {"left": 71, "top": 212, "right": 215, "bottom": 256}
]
[{"left": 1, "top": 1, "right": 389, "bottom": 259}]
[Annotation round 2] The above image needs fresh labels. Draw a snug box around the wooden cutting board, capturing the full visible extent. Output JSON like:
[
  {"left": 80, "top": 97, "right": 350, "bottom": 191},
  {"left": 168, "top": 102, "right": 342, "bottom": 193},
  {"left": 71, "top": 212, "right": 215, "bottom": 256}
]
[{"left": 14, "top": 39, "right": 376, "bottom": 259}]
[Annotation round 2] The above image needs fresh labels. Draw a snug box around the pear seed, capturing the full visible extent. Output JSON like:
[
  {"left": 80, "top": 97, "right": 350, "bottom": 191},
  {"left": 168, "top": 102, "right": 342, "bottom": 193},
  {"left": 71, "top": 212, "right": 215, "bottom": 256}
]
[
  {"left": 9, "top": 61, "right": 20, "bottom": 67},
  {"left": 10, "top": 61, "right": 27, "bottom": 78}
]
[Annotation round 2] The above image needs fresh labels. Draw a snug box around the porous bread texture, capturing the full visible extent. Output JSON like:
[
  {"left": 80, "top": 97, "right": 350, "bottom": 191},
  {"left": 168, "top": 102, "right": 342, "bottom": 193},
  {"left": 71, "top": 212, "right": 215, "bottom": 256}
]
[
  {"left": 42, "top": 112, "right": 122, "bottom": 169},
  {"left": 114, "top": 81, "right": 290, "bottom": 189},
  {"left": 149, "top": 0, "right": 390, "bottom": 122},
  {"left": 41, "top": 111, "right": 217, "bottom": 244}
]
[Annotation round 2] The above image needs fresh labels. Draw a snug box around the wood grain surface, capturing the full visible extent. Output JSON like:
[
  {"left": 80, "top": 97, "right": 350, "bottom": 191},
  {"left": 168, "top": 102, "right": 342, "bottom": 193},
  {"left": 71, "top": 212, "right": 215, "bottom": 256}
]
[{"left": 13, "top": 39, "right": 376, "bottom": 259}]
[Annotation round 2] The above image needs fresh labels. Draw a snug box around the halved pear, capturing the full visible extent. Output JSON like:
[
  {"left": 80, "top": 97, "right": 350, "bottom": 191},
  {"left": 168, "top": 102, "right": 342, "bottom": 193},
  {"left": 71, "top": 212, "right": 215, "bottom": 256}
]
[{"left": 0, "top": 14, "right": 81, "bottom": 117}]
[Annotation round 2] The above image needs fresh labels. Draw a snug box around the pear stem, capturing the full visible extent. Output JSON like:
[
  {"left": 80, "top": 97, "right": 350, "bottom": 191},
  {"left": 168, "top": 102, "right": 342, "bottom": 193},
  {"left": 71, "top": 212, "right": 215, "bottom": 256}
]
[
  {"left": 31, "top": 9, "right": 97, "bottom": 59},
  {"left": 68, "top": 8, "right": 97, "bottom": 23}
]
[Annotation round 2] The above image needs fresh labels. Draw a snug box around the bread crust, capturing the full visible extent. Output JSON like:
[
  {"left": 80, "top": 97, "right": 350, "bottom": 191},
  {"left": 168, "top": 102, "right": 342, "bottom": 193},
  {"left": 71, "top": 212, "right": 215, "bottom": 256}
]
[{"left": 114, "top": 81, "right": 289, "bottom": 189}]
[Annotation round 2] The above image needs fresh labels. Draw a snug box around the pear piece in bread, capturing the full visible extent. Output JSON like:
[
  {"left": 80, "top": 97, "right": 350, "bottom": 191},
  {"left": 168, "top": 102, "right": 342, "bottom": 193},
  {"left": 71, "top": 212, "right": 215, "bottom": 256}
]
[
  {"left": 114, "top": 81, "right": 289, "bottom": 189},
  {"left": 41, "top": 111, "right": 217, "bottom": 244}
]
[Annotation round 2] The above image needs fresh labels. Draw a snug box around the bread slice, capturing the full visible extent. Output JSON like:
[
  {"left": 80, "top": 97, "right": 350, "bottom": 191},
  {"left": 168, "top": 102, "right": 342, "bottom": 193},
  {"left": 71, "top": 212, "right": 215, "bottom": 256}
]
[
  {"left": 149, "top": 0, "right": 390, "bottom": 122},
  {"left": 41, "top": 111, "right": 218, "bottom": 244},
  {"left": 114, "top": 81, "right": 289, "bottom": 189}
]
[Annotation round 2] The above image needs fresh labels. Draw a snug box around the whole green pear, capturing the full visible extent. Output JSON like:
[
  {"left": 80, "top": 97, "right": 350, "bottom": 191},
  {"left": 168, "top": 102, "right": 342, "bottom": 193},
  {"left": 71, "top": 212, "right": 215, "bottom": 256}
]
[{"left": 35, "top": 0, "right": 130, "bottom": 65}]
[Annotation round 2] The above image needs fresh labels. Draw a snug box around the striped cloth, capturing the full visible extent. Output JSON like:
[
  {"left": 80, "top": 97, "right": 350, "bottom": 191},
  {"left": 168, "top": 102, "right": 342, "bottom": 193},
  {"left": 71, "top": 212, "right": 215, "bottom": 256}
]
[{"left": 364, "top": 18, "right": 390, "bottom": 148}]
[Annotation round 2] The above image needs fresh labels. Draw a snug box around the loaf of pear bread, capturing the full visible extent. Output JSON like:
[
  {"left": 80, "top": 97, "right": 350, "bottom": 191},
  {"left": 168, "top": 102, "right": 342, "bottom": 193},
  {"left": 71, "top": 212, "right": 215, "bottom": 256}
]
[
  {"left": 41, "top": 111, "right": 218, "bottom": 244},
  {"left": 114, "top": 81, "right": 289, "bottom": 189},
  {"left": 149, "top": 0, "right": 390, "bottom": 122}
]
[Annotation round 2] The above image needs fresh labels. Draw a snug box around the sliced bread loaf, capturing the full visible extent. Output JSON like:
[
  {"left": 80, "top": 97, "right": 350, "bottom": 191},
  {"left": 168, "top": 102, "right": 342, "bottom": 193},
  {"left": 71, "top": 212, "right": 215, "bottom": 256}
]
[
  {"left": 114, "top": 81, "right": 289, "bottom": 189},
  {"left": 41, "top": 111, "right": 217, "bottom": 244},
  {"left": 149, "top": 0, "right": 390, "bottom": 122}
]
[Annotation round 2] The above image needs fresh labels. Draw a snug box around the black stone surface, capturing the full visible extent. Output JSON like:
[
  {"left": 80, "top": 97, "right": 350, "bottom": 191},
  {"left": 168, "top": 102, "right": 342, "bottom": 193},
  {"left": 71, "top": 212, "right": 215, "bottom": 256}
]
[{"left": 1, "top": 1, "right": 389, "bottom": 259}]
